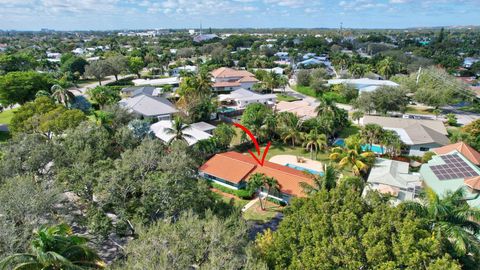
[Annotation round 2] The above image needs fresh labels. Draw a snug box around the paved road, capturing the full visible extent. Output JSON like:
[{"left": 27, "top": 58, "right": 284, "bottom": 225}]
[
  {"left": 442, "top": 105, "right": 480, "bottom": 126},
  {"left": 70, "top": 74, "right": 133, "bottom": 96}
]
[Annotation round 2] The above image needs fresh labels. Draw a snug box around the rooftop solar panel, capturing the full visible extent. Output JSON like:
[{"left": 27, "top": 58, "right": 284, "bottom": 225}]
[{"left": 431, "top": 154, "right": 479, "bottom": 180}]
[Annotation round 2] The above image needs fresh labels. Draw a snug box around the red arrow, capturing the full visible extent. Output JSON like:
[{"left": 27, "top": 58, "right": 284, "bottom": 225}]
[{"left": 233, "top": 123, "right": 271, "bottom": 166}]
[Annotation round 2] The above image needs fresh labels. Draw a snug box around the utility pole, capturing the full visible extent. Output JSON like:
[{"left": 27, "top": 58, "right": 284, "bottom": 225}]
[{"left": 416, "top": 67, "right": 422, "bottom": 85}]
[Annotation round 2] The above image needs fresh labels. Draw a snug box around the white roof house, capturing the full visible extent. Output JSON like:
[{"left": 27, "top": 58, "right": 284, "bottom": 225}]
[
  {"left": 328, "top": 78, "right": 399, "bottom": 94},
  {"left": 119, "top": 94, "right": 178, "bottom": 119},
  {"left": 171, "top": 65, "right": 198, "bottom": 77},
  {"left": 218, "top": 89, "right": 276, "bottom": 110},
  {"left": 364, "top": 158, "right": 422, "bottom": 203},
  {"left": 150, "top": 120, "right": 213, "bottom": 146},
  {"left": 132, "top": 77, "right": 180, "bottom": 86}
]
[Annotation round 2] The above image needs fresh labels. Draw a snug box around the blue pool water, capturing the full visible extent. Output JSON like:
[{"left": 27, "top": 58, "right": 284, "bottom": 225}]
[
  {"left": 286, "top": 163, "right": 324, "bottom": 175},
  {"left": 334, "top": 139, "right": 385, "bottom": 154}
]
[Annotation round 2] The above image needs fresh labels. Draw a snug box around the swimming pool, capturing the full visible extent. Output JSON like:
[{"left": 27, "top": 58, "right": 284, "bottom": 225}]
[
  {"left": 334, "top": 139, "right": 385, "bottom": 154},
  {"left": 286, "top": 163, "right": 324, "bottom": 175}
]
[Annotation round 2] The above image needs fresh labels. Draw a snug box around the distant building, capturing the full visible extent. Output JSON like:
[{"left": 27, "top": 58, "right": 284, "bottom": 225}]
[
  {"left": 327, "top": 78, "right": 399, "bottom": 94},
  {"left": 274, "top": 52, "right": 289, "bottom": 61},
  {"left": 193, "top": 34, "right": 218, "bottom": 43},
  {"left": 211, "top": 67, "right": 259, "bottom": 91},
  {"left": 218, "top": 89, "right": 276, "bottom": 110},
  {"left": 170, "top": 65, "right": 197, "bottom": 77}
]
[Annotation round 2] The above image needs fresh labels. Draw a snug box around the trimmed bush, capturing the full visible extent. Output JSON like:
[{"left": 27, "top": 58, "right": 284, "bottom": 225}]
[{"left": 210, "top": 182, "right": 253, "bottom": 199}]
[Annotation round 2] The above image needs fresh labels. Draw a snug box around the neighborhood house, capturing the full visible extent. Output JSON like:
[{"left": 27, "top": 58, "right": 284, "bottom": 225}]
[
  {"left": 218, "top": 89, "right": 276, "bottom": 110},
  {"left": 211, "top": 67, "right": 259, "bottom": 91},
  {"left": 361, "top": 115, "right": 450, "bottom": 156},
  {"left": 199, "top": 151, "right": 315, "bottom": 203},
  {"left": 150, "top": 120, "right": 214, "bottom": 146}
]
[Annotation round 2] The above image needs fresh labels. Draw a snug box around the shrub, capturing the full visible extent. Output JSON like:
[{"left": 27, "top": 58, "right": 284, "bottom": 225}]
[
  {"left": 210, "top": 182, "right": 253, "bottom": 199},
  {"left": 106, "top": 77, "right": 134, "bottom": 86},
  {"left": 422, "top": 151, "right": 436, "bottom": 163},
  {"left": 266, "top": 197, "right": 287, "bottom": 206}
]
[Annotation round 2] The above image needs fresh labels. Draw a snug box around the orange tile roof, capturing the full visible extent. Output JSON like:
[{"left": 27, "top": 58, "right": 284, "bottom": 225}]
[
  {"left": 199, "top": 151, "right": 315, "bottom": 197},
  {"left": 211, "top": 67, "right": 255, "bottom": 79},
  {"left": 432, "top": 142, "right": 480, "bottom": 166},
  {"left": 238, "top": 76, "right": 259, "bottom": 83},
  {"left": 465, "top": 176, "right": 480, "bottom": 191}
]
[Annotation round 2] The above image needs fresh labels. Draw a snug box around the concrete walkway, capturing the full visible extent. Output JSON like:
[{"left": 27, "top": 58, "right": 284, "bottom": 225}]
[{"left": 242, "top": 198, "right": 261, "bottom": 212}]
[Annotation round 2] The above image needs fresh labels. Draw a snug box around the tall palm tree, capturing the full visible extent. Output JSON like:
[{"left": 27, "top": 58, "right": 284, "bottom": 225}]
[
  {"left": 51, "top": 84, "right": 75, "bottom": 107},
  {"left": 330, "top": 147, "right": 375, "bottom": 176},
  {"left": 402, "top": 188, "right": 480, "bottom": 262},
  {"left": 278, "top": 112, "right": 304, "bottom": 147},
  {"left": 195, "top": 71, "right": 213, "bottom": 97},
  {"left": 315, "top": 96, "right": 336, "bottom": 116},
  {"left": 0, "top": 223, "right": 104, "bottom": 270},
  {"left": 164, "top": 116, "right": 193, "bottom": 145},
  {"left": 361, "top": 124, "right": 384, "bottom": 151},
  {"left": 351, "top": 110, "right": 364, "bottom": 124},
  {"left": 302, "top": 129, "right": 327, "bottom": 159},
  {"left": 247, "top": 173, "right": 280, "bottom": 211},
  {"left": 380, "top": 130, "right": 403, "bottom": 157},
  {"left": 300, "top": 164, "right": 339, "bottom": 194},
  {"left": 376, "top": 57, "right": 398, "bottom": 79}
]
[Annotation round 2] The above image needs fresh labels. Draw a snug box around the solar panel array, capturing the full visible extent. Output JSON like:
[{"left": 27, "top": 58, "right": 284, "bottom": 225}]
[{"left": 430, "top": 154, "right": 479, "bottom": 180}]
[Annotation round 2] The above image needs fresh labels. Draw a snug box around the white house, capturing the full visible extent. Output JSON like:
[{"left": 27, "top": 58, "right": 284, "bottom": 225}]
[
  {"left": 364, "top": 158, "right": 422, "bottom": 204},
  {"left": 211, "top": 67, "right": 259, "bottom": 91},
  {"left": 328, "top": 78, "right": 399, "bottom": 94},
  {"left": 218, "top": 89, "right": 276, "bottom": 110},
  {"left": 150, "top": 120, "right": 213, "bottom": 146},
  {"left": 274, "top": 52, "right": 289, "bottom": 61},
  {"left": 170, "top": 65, "right": 197, "bottom": 77},
  {"left": 119, "top": 94, "right": 178, "bottom": 120}
]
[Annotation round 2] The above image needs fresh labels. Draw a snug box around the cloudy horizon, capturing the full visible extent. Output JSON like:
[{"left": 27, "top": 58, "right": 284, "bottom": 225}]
[{"left": 1, "top": 0, "right": 479, "bottom": 31}]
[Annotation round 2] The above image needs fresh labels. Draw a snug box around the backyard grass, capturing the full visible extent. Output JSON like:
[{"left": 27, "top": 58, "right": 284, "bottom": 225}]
[
  {"left": 405, "top": 106, "right": 435, "bottom": 115},
  {"left": 0, "top": 108, "right": 19, "bottom": 125},
  {"left": 293, "top": 85, "right": 317, "bottom": 97},
  {"left": 243, "top": 200, "right": 283, "bottom": 222},
  {"left": 276, "top": 93, "right": 300, "bottom": 102},
  {"left": 211, "top": 189, "right": 250, "bottom": 209}
]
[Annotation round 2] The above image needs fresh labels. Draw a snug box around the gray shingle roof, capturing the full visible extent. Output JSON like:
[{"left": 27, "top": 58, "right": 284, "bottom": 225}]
[{"left": 119, "top": 94, "right": 178, "bottom": 117}]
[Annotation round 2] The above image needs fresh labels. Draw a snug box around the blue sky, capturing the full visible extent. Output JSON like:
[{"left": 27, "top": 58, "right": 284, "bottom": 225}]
[{"left": 0, "top": 0, "right": 479, "bottom": 30}]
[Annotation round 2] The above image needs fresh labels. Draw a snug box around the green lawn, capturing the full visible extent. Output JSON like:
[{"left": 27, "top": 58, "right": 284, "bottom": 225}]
[
  {"left": 405, "top": 106, "right": 435, "bottom": 115},
  {"left": 0, "top": 108, "right": 19, "bottom": 125},
  {"left": 293, "top": 85, "right": 317, "bottom": 97},
  {"left": 276, "top": 93, "right": 300, "bottom": 102},
  {"left": 242, "top": 200, "right": 283, "bottom": 222}
]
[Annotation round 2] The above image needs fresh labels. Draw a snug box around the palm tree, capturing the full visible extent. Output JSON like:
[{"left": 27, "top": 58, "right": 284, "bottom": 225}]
[
  {"left": 350, "top": 63, "right": 369, "bottom": 78},
  {"left": 51, "top": 84, "right": 75, "bottom": 107},
  {"left": 300, "top": 164, "right": 339, "bottom": 194},
  {"left": 0, "top": 223, "right": 104, "bottom": 270},
  {"left": 380, "top": 130, "right": 403, "bottom": 157},
  {"left": 330, "top": 147, "right": 375, "bottom": 176},
  {"left": 361, "top": 124, "right": 384, "bottom": 151},
  {"left": 195, "top": 71, "right": 213, "bottom": 97},
  {"left": 351, "top": 110, "right": 364, "bottom": 125},
  {"left": 376, "top": 57, "right": 398, "bottom": 79},
  {"left": 315, "top": 96, "right": 336, "bottom": 116},
  {"left": 402, "top": 188, "right": 480, "bottom": 262},
  {"left": 247, "top": 173, "right": 280, "bottom": 211},
  {"left": 164, "top": 116, "right": 193, "bottom": 145},
  {"left": 302, "top": 129, "right": 327, "bottom": 159},
  {"left": 278, "top": 112, "right": 304, "bottom": 147}
]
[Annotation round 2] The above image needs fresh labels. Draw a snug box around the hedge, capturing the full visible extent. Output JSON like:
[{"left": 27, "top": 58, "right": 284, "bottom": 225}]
[{"left": 210, "top": 182, "right": 253, "bottom": 199}]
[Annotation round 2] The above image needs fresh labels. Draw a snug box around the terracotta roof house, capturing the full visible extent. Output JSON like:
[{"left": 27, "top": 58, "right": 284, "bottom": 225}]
[
  {"left": 420, "top": 150, "right": 480, "bottom": 208},
  {"left": 199, "top": 151, "right": 315, "bottom": 203},
  {"left": 361, "top": 116, "right": 449, "bottom": 157},
  {"left": 432, "top": 142, "right": 480, "bottom": 166},
  {"left": 211, "top": 67, "right": 259, "bottom": 92}
]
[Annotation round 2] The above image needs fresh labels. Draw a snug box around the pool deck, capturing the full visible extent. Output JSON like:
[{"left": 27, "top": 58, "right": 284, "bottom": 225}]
[{"left": 269, "top": 155, "right": 324, "bottom": 173}]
